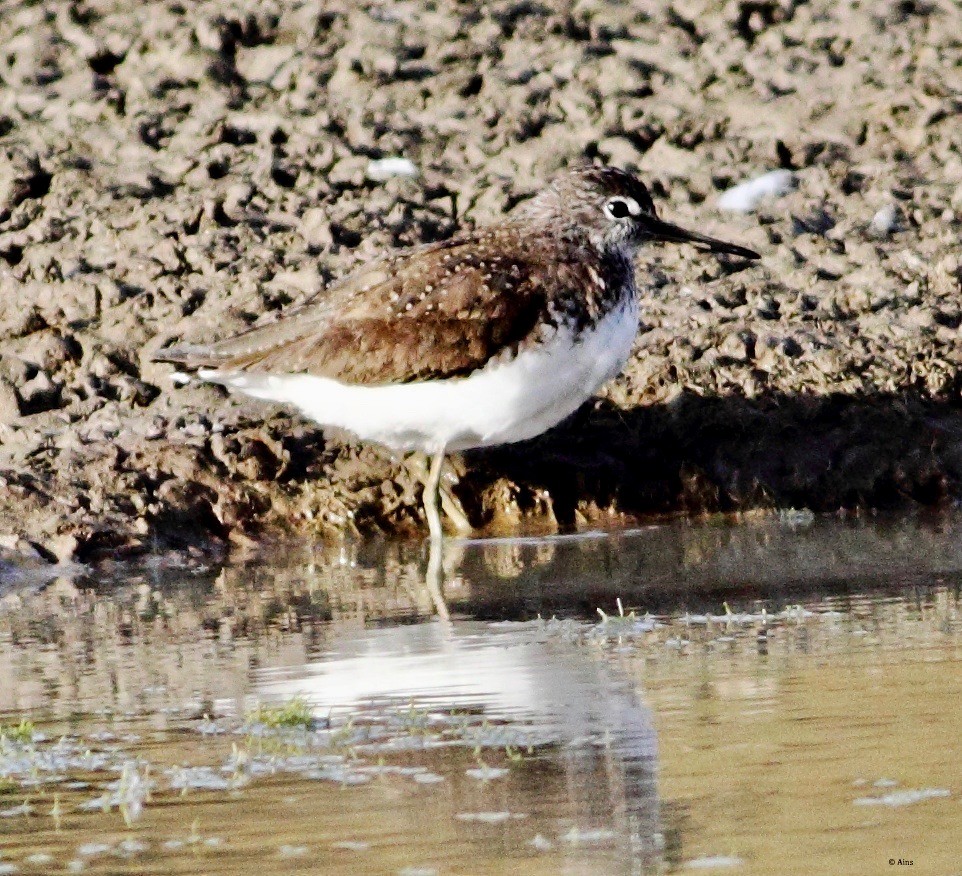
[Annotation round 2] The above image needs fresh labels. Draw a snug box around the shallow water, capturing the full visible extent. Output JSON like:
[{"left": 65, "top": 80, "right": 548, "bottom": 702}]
[{"left": 1, "top": 512, "right": 960, "bottom": 874}]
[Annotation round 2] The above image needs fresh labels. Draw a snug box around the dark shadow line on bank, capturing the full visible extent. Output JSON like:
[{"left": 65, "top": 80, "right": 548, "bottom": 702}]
[
  {"left": 55, "top": 386, "right": 962, "bottom": 564},
  {"left": 460, "top": 388, "right": 962, "bottom": 526}
]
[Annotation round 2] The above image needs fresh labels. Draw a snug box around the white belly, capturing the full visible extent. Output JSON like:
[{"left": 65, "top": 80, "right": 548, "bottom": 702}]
[{"left": 203, "top": 296, "right": 638, "bottom": 453}]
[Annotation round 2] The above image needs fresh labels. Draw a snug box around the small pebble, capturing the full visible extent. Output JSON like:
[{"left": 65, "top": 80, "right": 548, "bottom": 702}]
[
  {"left": 718, "top": 170, "right": 794, "bottom": 212},
  {"left": 869, "top": 203, "right": 899, "bottom": 236},
  {"left": 366, "top": 157, "right": 418, "bottom": 182}
]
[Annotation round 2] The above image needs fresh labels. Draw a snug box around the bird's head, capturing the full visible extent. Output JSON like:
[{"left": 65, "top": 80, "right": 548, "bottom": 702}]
[{"left": 518, "top": 165, "right": 760, "bottom": 261}]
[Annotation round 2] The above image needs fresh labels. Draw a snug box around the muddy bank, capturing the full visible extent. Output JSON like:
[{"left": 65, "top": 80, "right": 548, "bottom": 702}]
[{"left": 1, "top": 0, "right": 961, "bottom": 562}]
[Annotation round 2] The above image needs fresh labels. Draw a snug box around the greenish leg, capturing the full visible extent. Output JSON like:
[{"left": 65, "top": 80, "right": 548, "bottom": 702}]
[{"left": 424, "top": 448, "right": 445, "bottom": 543}]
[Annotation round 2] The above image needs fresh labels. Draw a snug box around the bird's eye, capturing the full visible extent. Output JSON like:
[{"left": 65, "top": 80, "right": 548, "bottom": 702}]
[{"left": 604, "top": 197, "right": 640, "bottom": 220}]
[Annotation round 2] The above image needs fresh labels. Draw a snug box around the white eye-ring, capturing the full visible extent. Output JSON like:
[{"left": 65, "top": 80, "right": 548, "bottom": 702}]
[{"left": 603, "top": 197, "right": 642, "bottom": 220}]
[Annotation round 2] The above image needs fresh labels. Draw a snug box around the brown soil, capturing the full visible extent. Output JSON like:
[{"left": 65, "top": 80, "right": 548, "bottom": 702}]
[{"left": 1, "top": 0, "right": 961, "bottom": 563}]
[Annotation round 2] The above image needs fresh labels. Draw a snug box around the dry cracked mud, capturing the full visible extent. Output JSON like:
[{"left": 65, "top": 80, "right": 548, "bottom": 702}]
[{"left": 1, "top": 0, "right": 962, "bottom": 564}]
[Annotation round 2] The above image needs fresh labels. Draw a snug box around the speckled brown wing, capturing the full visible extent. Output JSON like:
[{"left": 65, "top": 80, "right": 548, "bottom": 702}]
[{"left": 155, "top": 227, "right": 597, "bottom": 385}]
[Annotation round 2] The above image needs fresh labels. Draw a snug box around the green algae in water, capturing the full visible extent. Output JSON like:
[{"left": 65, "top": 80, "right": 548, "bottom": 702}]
[
  {"left": 246, "top": 698, "right": 314, "bottom": 730},
  {"left": 0, "top": 720, "right": 34, "bottom": 745}
]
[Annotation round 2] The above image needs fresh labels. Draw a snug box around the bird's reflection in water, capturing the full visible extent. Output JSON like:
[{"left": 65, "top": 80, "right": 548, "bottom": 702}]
[
  {"left": 258, "top": 553, "right": 663, "bottom": 873},
  {"left": 424, "top": 532, "right": 450, "bottom": 622}
]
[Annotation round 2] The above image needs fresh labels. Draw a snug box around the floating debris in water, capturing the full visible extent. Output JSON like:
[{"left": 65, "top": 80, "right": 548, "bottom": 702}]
[
  {"left": 465, "top": 765, "right": 509, "bottom": 781},
  {"left": 854, "top": 788, "right": 950, "bottom": 807},
  {"left": 162, "top": 823, "right": 225, "bottom": 851},
  {"left": 455, "top": 811, "right": 519, "bottom": 824},
  {"left": 277, "top": 844, "right": 309, "bottom": 858},
  {"left": 412, "top": 771, "right": 445, "bottom": 784},
  {"left": 76, "top": 843, "right": 111, "bottom": 858},
  {"left": 79, "top": 761, "right": 152, "bottom": 825},
  {"left": 560, "top": 827, "right": 618, "bottom": 844},
  {"left": 1, "top": 735, "right": 113, "bottom": 781},
  {"left": 781, "top": 606, "right": 816, "bottom": 621},
  {"left": 332, "top": 840, "right": 371, "bottom": 852},
  {"left": 117, "top": 761, "right": 149, "bottom": 825},
  {"left": 718, "top": 170, "right": 794, "bottom": 212},
  {"left": 115, "top": 838, "right": 148, "bottom": 858},
  {"left": 685, "top": 855, "right": 745, "bottom": 869},
  {"left": 593, "top": 599, "right": 661, "bottom": 638},
  {"left": 168, "top": 765, "right": 233, "bottom": 793},
  {"left": 779, "top": 507, "right": 815, "bottom": 527},
  {"left": 196, "top": 716, "right": 231, "bottom": 735},
  {"left": 358, "top": 764, "right": 431, "bottom": 777},
  {"left": 86, "top": 731, "right": 118, "bottom": 743}
]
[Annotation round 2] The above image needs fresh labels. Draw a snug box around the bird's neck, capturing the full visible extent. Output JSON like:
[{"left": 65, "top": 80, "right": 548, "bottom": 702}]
[{"left": 601, "top": 246, "right": 637, "bottom": 297}]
